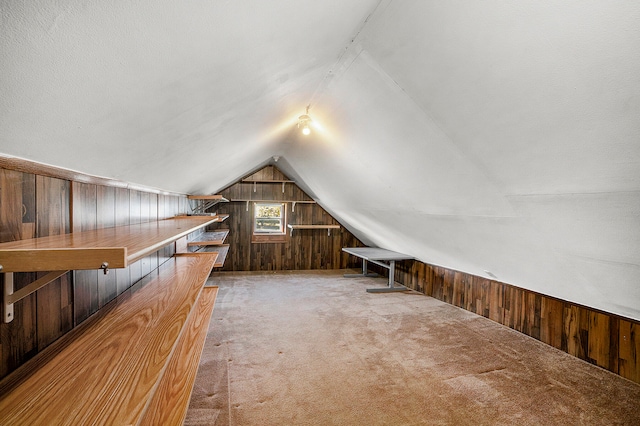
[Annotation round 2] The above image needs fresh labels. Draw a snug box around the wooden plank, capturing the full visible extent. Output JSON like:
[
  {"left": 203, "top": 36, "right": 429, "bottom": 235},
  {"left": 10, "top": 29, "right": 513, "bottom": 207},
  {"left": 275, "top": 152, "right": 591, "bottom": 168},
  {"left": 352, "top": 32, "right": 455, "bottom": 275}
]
[
  {"left": 140, "top": 286, "right": 218, "bottom": 426},
  {"left": 619, "top": 320, "right": 640, "bottom": 382},
  {"left": 288, "top": 224, "right": 340, "bottom": 230},
  {"left": 0, "top": 247, "right": 127, "bottom": 272},
  {"left": 0, "top": 253, "right": 217, "bottom": 425},
  {"left": 0, "top": 216, "right": 217, "bottom": 272},
  {"left": 202, "top": 245, "right": 229, "bottom": 268},
  {"left": 188, "top": 230, "right": 230, "bottom": 246},
  {"left": 187, "top": 195, "right": 227, "bottom": 200}
]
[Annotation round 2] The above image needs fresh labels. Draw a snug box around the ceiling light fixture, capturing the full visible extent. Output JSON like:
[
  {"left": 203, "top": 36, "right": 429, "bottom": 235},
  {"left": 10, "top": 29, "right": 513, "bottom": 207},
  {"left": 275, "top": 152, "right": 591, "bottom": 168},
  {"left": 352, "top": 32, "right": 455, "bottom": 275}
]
[{"left": 298, "top": 105, "right": 312, "bottom": 136}]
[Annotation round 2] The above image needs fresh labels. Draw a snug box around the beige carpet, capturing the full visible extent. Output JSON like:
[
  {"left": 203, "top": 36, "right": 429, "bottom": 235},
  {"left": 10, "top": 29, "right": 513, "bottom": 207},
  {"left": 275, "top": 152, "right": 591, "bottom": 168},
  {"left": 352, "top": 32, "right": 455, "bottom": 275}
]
[{"left": 185, "top": 270, "right": 640, "bottom": 425}]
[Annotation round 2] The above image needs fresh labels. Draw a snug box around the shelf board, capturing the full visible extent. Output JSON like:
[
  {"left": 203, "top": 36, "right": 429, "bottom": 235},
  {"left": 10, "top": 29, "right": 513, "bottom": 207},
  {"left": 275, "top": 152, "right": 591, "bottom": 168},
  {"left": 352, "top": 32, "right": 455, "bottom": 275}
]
[
  {"left": 288, "top": 224, "right": 340, "bottom": 230},
  {"left": 188, "top": 230, "right": 230, "bottom": 247},
  {"left": 187, "top": 195, "right": 229, "bottom": 201},
  {"left": 287, "top": 224, "right": 340, "bottom": 236},
  {"left": 230, "top": 199, "right": 315, "bottom": 203},
  {"left": 0, "top": 216, "right": 218, "bottom": 273},
  {"left": 241, "top": 179, "right": 294, "bottom": 183},
  {"left": 201, "top": 245, "right": 229, "bottom": 268}
]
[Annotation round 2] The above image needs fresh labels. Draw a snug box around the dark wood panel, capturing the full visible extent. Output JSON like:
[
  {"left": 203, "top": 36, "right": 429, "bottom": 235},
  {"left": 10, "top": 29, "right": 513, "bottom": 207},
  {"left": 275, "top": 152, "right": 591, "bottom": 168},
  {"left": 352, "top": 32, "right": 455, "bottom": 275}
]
[
  {"left": 619, "top": 320, "right": 640, "bottom": 382},
  {"left": 35, "top": 176, "right": 73, "bottom": 349},
  {"left": 0, "top": 154, "right": 184, "bottom": 196},
  {"left": 215, "top": 166, "right": 362, "bottom": 271},
  {"left": 393, "top": 258, "right": 640, "bottom": 385},
  {"left": 0, "top": 170, "right": 38, "bottom": 379}
]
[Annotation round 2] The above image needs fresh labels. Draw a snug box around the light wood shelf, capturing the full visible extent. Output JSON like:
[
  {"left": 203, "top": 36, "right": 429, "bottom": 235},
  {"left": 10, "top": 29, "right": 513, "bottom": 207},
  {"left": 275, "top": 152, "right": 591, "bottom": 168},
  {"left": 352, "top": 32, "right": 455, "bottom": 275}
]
[
  {"left": 188, "top": 230, "right": 230, "bottom": 247},
  {"left": 241, "top": 179, "right": 295, "bottom": 193},
  {"left": 0, "top": 216, "right": 218, "bottom": 273},
  {"left": 187, "top": 194, "right": 229, "bottom": 214},
  {"left": 201, "top": 244, "right": 230, "bottom": 268},
  {"left": 0, "top": 252, "right": 218, "bottom": 425},
  {"left": 287, "top": 224, "right": 340, "bottom": 236}
]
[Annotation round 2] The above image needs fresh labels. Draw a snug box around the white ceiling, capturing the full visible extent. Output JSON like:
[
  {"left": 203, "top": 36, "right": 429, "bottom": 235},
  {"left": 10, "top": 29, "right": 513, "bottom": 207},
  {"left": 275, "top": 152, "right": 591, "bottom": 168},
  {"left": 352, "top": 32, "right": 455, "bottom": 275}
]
[{"left": 2, "top": 1, "right": 639, "bottom": 320}]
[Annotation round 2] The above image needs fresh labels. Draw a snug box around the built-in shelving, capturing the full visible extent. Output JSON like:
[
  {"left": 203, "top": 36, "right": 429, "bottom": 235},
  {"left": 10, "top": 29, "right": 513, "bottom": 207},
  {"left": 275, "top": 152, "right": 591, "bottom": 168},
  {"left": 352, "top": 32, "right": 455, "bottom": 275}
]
[
  {"left": 241, "top": 179, "right": 295, "bottom": 193},
  {"left": 187, "top": 194, "right": 229, "bottom": 214},
  {"left": 231, "top": 199, "right": 315, "bottom": 212},
  {"left": 201, "top": 245, "right": 230, "bottom": 268},
  {"left": 287, "top": 224, "right": 340, "bottom": 236},
  {"left": 188, "top": 230, "right": 230, "bottom": 247},
  {"left": 0, "top": 215, "right": 218, "bottom": 323}
]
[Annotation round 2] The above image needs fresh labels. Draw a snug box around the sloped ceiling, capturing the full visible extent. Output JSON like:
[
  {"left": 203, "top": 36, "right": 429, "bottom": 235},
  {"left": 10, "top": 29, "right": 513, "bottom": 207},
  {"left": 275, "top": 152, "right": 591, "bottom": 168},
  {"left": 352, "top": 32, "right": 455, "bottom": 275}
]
[{"left": 1, "top": 2, "right": 639, "bottom": 319}]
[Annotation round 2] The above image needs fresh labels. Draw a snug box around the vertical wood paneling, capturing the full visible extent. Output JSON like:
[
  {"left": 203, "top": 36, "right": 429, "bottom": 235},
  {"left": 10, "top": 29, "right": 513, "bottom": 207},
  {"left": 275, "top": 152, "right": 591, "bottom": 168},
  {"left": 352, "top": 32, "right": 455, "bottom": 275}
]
[
  {"left": 0, "top": 166, "right": 188, "bottom": 381},
  {"left": 216, "top": 166, "right": 362, "bottom": 272},
  {"left": 71, "top": 182, "right": 99, "bottom": 325},
  {"left": 540, "top": 297, "right": 564, "bottom": 349},
  {"left": 96, "top": 185, "right": 118, "bottom": 307},
  {"left": 393, "top": 258, "right": 640, "bottom": 384},
  {"left": 35, "top": 176, "right": 73, "bottom": 349},
  {"left": 0, "top": 170, "right": 38, "bottom": 378},
  {"left": 619, "top": 320, "right": 640, "bottom": 382}
]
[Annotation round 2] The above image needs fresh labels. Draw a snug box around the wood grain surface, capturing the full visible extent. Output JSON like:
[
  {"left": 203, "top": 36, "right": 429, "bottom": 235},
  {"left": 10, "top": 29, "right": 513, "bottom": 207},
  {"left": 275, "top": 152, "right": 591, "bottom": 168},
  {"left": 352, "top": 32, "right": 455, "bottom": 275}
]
[
  {"left": 140, "top": 285, "right": 218, "bottom": 426},
  {"left": 0, "top": 252, "right": 217, "bottom": 425},
  {"left": 188, "top": 229, "right": 230, "bottom": 246},
  {"left": 0, "top": 216, "right": 217, "bottom": 272}
]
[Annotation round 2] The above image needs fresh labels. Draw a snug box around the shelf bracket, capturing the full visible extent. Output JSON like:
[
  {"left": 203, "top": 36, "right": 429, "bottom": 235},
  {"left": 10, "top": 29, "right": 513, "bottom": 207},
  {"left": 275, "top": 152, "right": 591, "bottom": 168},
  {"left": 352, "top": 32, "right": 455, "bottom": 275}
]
[
  {"left": 292, "top": 201, "right": 296, "bottom": 212},
  {"left": 3, "top": 269, "right": 69, "bottom": 323}
]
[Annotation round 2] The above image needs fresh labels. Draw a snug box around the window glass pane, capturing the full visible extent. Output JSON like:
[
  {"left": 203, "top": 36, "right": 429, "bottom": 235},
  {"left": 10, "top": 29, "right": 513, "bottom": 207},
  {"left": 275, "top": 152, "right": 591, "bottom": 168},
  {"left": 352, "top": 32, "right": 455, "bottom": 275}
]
[{"left": 254, "top": 203, "right": 285, "bottom": 234}]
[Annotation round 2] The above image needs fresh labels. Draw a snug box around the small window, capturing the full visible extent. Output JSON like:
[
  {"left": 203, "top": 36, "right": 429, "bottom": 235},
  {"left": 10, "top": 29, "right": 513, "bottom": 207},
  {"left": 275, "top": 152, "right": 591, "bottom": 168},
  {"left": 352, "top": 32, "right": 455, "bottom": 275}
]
[{"left": 253, "top": 202, "right": 286, "bottom": 235}]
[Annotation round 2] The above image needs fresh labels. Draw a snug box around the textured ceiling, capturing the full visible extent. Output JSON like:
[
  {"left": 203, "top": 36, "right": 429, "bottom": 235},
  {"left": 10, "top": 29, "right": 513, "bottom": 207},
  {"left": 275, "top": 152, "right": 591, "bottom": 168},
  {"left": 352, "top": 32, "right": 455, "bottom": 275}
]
[{"left": 1, "top": 1, "right": 639, "bottom": 320}]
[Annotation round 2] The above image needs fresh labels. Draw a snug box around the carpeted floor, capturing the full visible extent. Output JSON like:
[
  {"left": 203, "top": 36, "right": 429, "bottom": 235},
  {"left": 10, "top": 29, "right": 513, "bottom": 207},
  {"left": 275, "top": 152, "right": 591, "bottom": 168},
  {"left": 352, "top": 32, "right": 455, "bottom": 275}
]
[{"left": 185, "top": 270, "right": 640, "bottom": 425}]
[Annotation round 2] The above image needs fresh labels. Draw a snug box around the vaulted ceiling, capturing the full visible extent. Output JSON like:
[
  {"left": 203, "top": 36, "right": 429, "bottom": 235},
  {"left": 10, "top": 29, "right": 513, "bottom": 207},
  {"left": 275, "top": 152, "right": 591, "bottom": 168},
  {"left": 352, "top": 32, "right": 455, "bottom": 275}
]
[{"left": 2, "top": 1, "right": 639, "bottom": 320}]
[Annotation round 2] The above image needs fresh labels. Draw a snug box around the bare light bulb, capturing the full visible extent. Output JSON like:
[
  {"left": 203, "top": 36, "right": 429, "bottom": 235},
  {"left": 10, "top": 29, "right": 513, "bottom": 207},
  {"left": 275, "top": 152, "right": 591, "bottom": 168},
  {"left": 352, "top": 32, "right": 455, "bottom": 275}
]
[{"left": 302, "top": 125, "right": 311, "bottom": 135}]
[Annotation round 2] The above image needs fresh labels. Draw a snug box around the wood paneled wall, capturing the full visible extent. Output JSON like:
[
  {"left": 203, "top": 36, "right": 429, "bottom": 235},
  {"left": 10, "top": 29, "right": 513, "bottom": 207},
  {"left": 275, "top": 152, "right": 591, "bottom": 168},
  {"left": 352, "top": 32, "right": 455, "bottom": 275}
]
[
  {"left": 0, "top": 166, "right": 188, "bottom": 380},
  {"left": 390, "top": 260, "right": 640, "bottom": 384},
  {"left": 212, "top": 166, "right": 363, "bottom": 271}
]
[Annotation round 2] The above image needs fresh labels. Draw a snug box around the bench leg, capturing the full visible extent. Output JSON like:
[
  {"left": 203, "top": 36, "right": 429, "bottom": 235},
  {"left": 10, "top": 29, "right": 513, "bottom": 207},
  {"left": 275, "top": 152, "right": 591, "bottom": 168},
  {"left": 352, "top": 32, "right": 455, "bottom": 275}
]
[
  {"left": 365, "top": 260, "right": 408, "bottom": 293},
  {"left": 343, "top": 259, "right": 379, "bottom": 278}
]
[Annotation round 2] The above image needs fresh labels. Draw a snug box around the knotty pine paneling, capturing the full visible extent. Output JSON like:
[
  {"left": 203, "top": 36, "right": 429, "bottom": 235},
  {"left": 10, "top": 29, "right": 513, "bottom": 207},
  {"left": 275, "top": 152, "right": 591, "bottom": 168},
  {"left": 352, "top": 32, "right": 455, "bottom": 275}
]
[
  {"left": 212, "top": 166, "right": 363, "bottom": 272},
  {"left": 0, "top": 165, "right": 187, "bottom": 381},
  {"left": 393, "top": 260, "right": 640, "bottom": 384}
]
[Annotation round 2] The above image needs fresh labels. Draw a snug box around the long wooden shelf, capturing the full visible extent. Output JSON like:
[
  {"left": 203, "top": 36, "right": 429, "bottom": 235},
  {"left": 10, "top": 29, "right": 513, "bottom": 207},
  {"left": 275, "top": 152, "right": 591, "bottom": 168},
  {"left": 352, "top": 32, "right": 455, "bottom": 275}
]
[
  {"left": 187, "top": 194, "right": 229, "bottom": 214},
  {"left": 188, "top": 230, "right": 229, "bottom": 247},
  {"left": 0, "top": 252, "right": 218, "bottom": 425},
  {"left": 0, "top": 216, "right": 218, "bottom": 273},
  {"left": 201, "top": 245, "right": 230, "bottom": 268},
  {"left": 288, "top": 224, "right": 340, "bottom": 236}
]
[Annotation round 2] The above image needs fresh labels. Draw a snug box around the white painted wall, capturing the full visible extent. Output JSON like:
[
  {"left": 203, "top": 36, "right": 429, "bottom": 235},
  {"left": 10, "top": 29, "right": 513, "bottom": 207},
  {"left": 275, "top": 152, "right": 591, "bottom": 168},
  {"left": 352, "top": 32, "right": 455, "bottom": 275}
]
[{"left": 1, "top": 2, "right": 639, "bottom": 319}]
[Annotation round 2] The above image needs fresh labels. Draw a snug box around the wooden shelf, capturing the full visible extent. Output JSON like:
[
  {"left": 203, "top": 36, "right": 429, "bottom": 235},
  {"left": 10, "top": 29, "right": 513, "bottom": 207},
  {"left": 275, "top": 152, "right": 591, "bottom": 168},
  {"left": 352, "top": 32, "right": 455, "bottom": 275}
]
[
  {"left": 0, "top": 252, "right": 218, "bottom": 425},
  {"left": 241, "top": 179, "right": 294, "bottom": 193},
  {"left": 0, "top": 216, "right": 218, "bottom": 273},
  {"left": 231, "top": 199, "right": 315, "bottom": 212},
  {"left": 241, "top": 179, "right": 294, "bottom": 183},
  {"left": 201, "top": 245, "right": 229, "bottom": 268},
  {"left": 187, "top": 194, "right": 228, "bottom": 214},
  {"left": 287, "top": 224, "right": 340, "bottom": 236},
  {"left": 188, "top": 230, "right": 229, "bottom": 247},
  {"left": 187, "top": 195, "right": 228, "bottom": 201}
]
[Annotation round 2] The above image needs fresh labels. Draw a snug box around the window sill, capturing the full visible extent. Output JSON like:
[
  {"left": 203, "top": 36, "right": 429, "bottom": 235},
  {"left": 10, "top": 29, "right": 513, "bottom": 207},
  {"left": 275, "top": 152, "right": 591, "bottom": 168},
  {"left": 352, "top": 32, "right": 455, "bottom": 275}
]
[{"left": 251, "top": 233, "right": 287, "bottom": 244}]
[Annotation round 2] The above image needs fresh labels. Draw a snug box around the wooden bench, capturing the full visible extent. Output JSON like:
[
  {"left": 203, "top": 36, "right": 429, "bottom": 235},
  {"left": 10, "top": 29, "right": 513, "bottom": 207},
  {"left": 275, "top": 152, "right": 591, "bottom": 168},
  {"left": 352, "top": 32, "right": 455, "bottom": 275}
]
[{"left": 0, "top": 252, "right": 219, "bottom": 425}]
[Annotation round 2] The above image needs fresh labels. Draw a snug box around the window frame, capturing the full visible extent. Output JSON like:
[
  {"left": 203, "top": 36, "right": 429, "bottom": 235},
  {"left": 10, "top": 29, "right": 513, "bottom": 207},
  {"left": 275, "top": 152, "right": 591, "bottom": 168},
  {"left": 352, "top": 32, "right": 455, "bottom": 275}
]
[{"left": 251, "top": 202, "right": 287, "bottom": 243}]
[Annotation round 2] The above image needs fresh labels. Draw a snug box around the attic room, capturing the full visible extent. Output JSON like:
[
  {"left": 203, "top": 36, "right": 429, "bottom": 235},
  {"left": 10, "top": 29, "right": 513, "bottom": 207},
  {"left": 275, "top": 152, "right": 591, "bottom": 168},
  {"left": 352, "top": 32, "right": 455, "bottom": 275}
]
[{"left": 0, "top": 1, "right": 639, "bottom": 425}]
